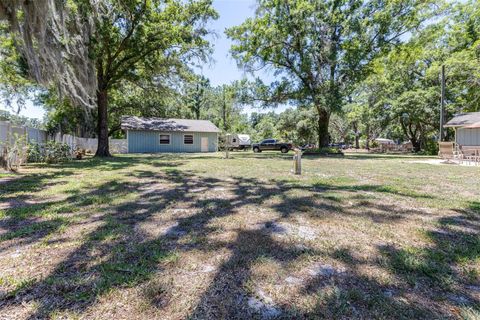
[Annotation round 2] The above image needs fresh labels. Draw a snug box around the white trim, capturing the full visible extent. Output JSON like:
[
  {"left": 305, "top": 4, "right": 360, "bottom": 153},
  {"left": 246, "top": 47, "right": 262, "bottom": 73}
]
[
  {"left": 126, "top": 130, "right": 129, "bottom": 153},
  {"left": 183, "top": 133, "right": 194, "bottom": 145},
  {"left": 159, "top": 133, "right": 171, "bottom": 145}
]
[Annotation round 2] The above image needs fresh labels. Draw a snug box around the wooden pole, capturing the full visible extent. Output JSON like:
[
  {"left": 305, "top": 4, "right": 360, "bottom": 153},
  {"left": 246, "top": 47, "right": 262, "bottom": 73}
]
[
  {"left": 225, "top": 133, "right": 230, "bottom": 159},
  {"left": 293, "top": 148, "right": 302, "bottom": 175},
  {"left": 222, "top": 87, "right": 227, "bottom": 131},
  {"left": 439, "top": 65, "right": 446, "bottom": 142}
]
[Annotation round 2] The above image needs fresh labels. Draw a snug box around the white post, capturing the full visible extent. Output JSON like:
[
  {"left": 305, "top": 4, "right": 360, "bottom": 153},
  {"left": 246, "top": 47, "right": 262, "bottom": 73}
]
[
  {"left": 293, "top": 148, "right": 302, "bottom": 175},
  {"left": 225, "top": 133, "right": 230, "bottom": 159}
]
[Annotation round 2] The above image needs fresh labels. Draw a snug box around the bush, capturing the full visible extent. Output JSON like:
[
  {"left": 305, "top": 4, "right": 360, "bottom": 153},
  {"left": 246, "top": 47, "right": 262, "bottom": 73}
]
[
  {"left": 304, "top": 147, "right": 343, "bottom": 154},
  {"left": 422, "top": 139, "right": 439, "bottom": 155},
  {"left": 26, "top": 141, "right": 72, "bottom": 164},
  {"left": 27, "top": 142, "right": 43, "bottom": 163},
  {"left": 1, "top": 134, "right": 27, "bottom": 172}
]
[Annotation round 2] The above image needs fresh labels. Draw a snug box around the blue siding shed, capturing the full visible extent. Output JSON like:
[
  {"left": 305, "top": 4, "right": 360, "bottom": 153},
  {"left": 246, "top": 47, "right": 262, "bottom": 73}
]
[
  {"left": 445, "top": 112, "right": 480, "bottom": 146},
  {"left": 121, "top": 116, "right": 220, "bottom": 153},
  {"left": 127, "top": 130, "right": 218, "bottom": 153}
]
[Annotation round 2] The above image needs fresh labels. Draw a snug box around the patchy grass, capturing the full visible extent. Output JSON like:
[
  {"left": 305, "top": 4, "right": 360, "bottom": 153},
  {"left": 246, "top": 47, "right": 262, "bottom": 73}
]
[{"left": 0, "top": 152, "right": 479, "bottom": 319}]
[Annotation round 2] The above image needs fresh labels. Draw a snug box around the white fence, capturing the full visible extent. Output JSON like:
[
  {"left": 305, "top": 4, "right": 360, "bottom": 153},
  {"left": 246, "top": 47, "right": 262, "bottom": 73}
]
[
  {"left": 54, "top": 133, "right": 127, "bottom": 154},
  {"left": 0, "top": 121, "right": 127, "bottom": 159},
  {"left": 0, "top": 121, "right": 48, "bottom": 146}
]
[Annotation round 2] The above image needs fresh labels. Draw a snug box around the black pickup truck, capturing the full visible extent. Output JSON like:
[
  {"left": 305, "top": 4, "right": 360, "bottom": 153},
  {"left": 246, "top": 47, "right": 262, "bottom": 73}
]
[{"left": 252, "top": 139, "right": 293, "bottom": 153}]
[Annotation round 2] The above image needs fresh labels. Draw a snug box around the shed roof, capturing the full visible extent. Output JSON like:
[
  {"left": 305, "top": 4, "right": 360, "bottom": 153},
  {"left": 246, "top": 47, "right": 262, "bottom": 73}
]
[
  {"left": 121, "top": 116, "right": 220, "bottom": 133},
  {"left": 375, "top": 138, "right": 395, "bottom": 144},
  {"left": 444, "top": 112, "right": 480, "bottom": 128}
]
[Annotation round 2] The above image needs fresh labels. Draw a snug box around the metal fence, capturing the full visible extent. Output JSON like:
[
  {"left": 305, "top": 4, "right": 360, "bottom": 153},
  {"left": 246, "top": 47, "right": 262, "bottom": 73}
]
[{"left": 0, "top": 121, "right": 127, "bottom": 159}]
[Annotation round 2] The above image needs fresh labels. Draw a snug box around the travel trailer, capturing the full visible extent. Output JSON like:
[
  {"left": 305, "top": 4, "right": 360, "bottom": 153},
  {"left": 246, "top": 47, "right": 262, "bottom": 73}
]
[{"left": 227, "top": 134, "right": 251, "bottom": 150}]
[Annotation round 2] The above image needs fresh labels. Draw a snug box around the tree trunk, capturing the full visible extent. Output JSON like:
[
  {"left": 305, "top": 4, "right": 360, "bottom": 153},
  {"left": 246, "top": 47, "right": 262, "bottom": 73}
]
[
  {"left": 316, "top": 107, "right": 330, "bottom": 148},
  {"left": 352, "top": 121, "right": 360, "bottom": 149},
  {"left": 411, "top": 137, "right": 421, "bottom": 153},
  {"left": 95, "top": 89, "right": 111, "bottom": 157},
  {"left": 401, "top": 121, "right": 421, "bottom": 153}
]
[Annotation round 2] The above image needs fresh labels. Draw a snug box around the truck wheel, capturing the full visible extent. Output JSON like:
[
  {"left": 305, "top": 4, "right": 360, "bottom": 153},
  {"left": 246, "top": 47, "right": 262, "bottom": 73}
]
[
  {"left": 281, "top": 146, "right": 288, "bottom": 153},
  {"left": 253, "top": 147, "right": 260, "bottom": 153}
]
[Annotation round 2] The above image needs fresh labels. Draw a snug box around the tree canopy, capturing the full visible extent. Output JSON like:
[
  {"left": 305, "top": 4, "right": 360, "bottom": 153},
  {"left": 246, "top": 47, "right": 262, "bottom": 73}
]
[
  {"left": 1, "top": 0, "right": 218, "bottom": 155},
  {"left": 226, "top": 0, "right": 440, "bottom": 147}
]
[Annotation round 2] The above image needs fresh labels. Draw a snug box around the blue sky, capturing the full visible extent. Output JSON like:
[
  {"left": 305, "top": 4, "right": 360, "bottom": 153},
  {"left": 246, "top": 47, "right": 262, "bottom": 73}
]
[
  {"left": 7, "top": 0, "right": 286, "bottom": 120},
  {"left": 200, "top": 0, "right": 258, "bottom": 86}
]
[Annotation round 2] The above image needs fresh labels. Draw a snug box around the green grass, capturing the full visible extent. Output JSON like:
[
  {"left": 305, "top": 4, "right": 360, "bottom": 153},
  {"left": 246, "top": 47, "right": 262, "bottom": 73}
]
[{"left": 0, "top": 152, "right": 478, "bottom": 319}]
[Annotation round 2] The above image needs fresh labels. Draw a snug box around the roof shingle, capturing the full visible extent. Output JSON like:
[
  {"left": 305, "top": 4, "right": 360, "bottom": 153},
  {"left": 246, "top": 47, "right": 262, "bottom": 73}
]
[
  {"left": 444, "top": 112, "right": 480, "bottom": 128},
  {"left": 121, "top": 116, "right": 221, "bottom": 133}
]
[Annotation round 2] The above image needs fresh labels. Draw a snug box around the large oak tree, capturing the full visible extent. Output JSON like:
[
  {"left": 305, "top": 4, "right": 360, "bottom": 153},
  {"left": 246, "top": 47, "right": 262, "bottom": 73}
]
[
  {"left": 0, "top": 0, "right": 217, "bottom": 156},
  {"left": 227, "top": 0, "right": 439, "bottom": 147}
]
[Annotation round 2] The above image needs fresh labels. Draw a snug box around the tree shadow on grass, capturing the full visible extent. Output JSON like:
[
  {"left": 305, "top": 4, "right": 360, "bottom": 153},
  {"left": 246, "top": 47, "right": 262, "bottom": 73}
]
[
  {"left": 377, "top": 201, "right": 480, "bottom": 315},
  {"left": 0, "top": 170, "right": 75, "bottom": 206},
  {"left": 0, "top": 176, "right": 142, "bottom": 254},
  {"left": 0, "top": 169, "right": 78, "bottom": 252},
  {"left": 0, "top": 168, "right": 230, "bottom": 318},
  {"left": 312, "top": 182, "right": 435, "bottom": 200},
  {"left": 343, "top": 154, "right": 430, "bottom": 160},
  {"left": 189, "top": 226, "right": 317, "bottom": 319},
  {"left": 294, "top": 248, "right": 441, "bottom": 319},
  {"left": 0, "top": 161, "right": 475, "bottom": 319}
]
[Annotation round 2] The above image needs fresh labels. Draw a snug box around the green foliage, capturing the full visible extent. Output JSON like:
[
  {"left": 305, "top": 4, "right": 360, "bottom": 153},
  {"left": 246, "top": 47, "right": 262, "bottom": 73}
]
[
  {"left": 250, "top": 112, "right": 279, "bottom": 141},
  {"left": 227, "top": 0, "right": 440, "bottom": 146},
  {"left": 1, "top": 0, "right": 219, "bottom": 156},
  {"left": 1, "top": 133, "right": 27, "bottom": 171},
  {"left": 305, "top": 147, "right": 343, "bottom": 154},
  {"left": 276, "top": 107, "right": 317, "bottom": 144},
  {"left": 0, "top": 109, "right": 43, "bottom": 129},
  {"left": 185, "top": 75, "right": 210, "bottom": 120},
  {"left": 44, "top": 141, "right": 71, "bottom": 164},
  {"left": 27, "top": 141, "right": 71, "bottom": 164},
  {"left": 26, "top": 142, "right": 43, "bottom": 163},
  {"left": 0, "top": 21, "right": 34, "bottom": 113},
  {"left": 342, "top": 1, "right": 480, "bottom": 152},
  {"left": 39, "top": 90, "right": 94, "bottom": 137}
]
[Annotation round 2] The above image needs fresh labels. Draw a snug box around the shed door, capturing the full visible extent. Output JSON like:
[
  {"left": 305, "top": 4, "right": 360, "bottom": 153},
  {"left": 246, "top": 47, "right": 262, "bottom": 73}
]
[{"left": 201, "top": 137, "right": 209, "bottom": 152}]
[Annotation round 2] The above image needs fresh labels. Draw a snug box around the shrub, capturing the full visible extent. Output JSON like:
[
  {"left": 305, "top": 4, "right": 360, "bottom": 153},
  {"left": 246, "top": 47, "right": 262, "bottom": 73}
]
[
  {"left": 27, "top": 142, "right": 43, "bottom": 163},
  {"left": 1, "top": 134, "right": 27, "bottom": 172},
  {"left": 304, "top": 147, "right": 343, "bottom": 154},
  {"left": 44, "top": 141, "right": 71, "bottom": 164},
  {"left": 25, "top": 141, "right": 72, "bottom": 164},
  {"left": 422, "top": 139, "right": 439, "bottom": 155}
]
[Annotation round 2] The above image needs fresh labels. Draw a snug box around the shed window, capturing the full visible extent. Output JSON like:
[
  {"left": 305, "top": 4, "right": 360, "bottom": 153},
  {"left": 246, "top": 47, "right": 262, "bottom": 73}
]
[
  {"left": 159, "top": 134, "right": 170, "bottom": 145},
  {"left": 184, "top": 134, "right": 194, "bottom": 145}
]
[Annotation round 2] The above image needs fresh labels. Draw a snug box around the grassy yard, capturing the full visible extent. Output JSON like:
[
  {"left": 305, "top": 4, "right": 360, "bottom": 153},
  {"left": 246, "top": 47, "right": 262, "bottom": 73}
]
[{"left": 0, "top": 152, "right": 479, "bottom": 319}]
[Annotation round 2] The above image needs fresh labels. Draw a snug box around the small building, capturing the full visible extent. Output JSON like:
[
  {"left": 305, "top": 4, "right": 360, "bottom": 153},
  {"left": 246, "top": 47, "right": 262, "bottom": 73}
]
[
  {"left": 444, "top": 112, "right": 480, "bottom": 146},
  {"left": 374, "top": 138, "right": 395, "bottom": 145},
  {"left": 121, "top": 116, "right": 220, "bottom": 153}
]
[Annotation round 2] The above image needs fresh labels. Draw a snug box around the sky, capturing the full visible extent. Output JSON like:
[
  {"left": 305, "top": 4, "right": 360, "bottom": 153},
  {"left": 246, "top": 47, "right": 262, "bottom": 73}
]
[{"left": 7, "top": 0, "right": 286, "bottom": 121}]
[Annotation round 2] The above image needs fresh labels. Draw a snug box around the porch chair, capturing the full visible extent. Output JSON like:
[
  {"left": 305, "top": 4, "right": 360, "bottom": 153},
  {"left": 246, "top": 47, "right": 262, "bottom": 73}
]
[
  {"left": 438, "top": 142, "right": 455, "bottom": 163},
  {"left": 459, "top": 146, "right": 480, "bottom": 166}
]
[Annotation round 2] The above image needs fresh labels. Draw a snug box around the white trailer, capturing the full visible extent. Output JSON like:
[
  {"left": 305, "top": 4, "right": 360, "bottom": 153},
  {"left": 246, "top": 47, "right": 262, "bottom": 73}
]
[{"left": 227, "top": 134, "right": 251, "bottom": 150}]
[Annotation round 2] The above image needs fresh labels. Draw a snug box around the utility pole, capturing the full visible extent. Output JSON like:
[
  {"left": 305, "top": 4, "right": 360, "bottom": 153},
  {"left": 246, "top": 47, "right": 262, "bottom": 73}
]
[
  {"left": 439, "top": 65, "right": 446, "bottom": 142},
  {"left": 225, "top": 133, "right": 230, "bottom": 159},
  {"left": 222, "top": 86, "right": 227, "bottom": 131}
]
